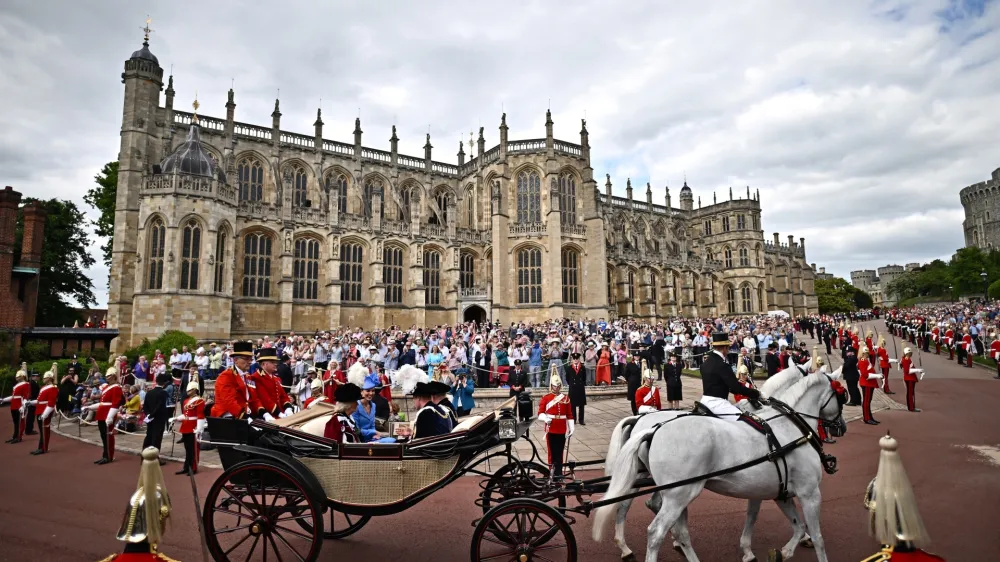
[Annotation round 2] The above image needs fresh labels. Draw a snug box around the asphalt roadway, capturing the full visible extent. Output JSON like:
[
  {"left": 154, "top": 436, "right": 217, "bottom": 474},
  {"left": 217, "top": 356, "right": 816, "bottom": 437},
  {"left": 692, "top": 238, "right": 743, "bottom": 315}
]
[{"left": 1, "top": 320, "right": 998, "bottom": 561}]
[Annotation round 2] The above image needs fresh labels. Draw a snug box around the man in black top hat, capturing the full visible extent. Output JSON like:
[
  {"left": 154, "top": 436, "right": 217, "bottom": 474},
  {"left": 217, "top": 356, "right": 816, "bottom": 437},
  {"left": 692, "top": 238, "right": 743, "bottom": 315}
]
[
  {"left": 764, "top": 342, "right": 781, "bottom": 378},
  {"left": 699, "top": 332, "right": 761, "bottom": 418},
  {"left": 408, "top": 381, "right": 453, "bottom": 438}
]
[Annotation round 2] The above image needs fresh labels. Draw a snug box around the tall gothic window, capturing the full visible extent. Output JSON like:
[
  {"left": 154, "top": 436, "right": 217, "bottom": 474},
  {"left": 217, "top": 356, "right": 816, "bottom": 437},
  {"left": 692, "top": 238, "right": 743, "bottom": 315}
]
[
  {"left": 292, "top": 166, "right": 308, "bottom": 207},
  {"left": 704, "top": 220, "right": 712, "bottom": 236},
  {"left": 561, "top": 248, "right": 579, "bottom": 304},
  {"left": 146, "top": 218, "right": 165, "bottom": 290},
  {"left": 180, "top": 219, "right": 201, "bottom": 290},
  {"left": 758, "top": 284, "right": 766, "bottom": 312},
  {"left": 706, "top": 249, "right": 714, "bottom": 261},
  {"left": 755, "top": 245, "right": 762, "bottom": 266},
  {"left": 724, "top": 247, "right": 733, "bottom": 268},
  {"left": 465, "top": 188, "right": 474, "bottom": 227},
  {"left": 650, "top": 271, "right": 658, "bottom": 305},
  {"left": 516, "top": 247, "right": 542, "bottom": 304},
  {"left": 435, "top": 192, "right": 449, "bottom": 225},
  {"left": 741, "top": 284, "right": 753, "bottom": 313},
  {"left": 737, "top": 214, "right": 746, "bottom": 230},
  {"left": 237, "top": 157, "right": 264, "bottom": 202},
  {"left": 293, "top": 238, "right": 320, "bottom": 300},
  {"left": 722, "top": 216, "right": 731, "bottom": 232},
  {"left": 627, "top": 270, "right": 637, "bottom": 315},
  {"left": 398, "top": 188, "right": 411, "bottom": 221},
  {"left": 383, "top": 246, "right": 403, "bottom": 304},
  {"left": 739, "top": 246, "right": 750, "bottom": 267},
  {"left": 559, "top": 173, "right": 577, "bottom": 225},
  {"left": 424, "top": 250, "right": 441, "bottom": 305},
  {"left": 334, "top": 174, "right": 349, "bottom": 214},
  {"left": 340, "top": 243, "right": 364, "bottom": 302},
  {"left": 726, "top": 284, "right": 737, "bottom": 314},
  {"left": 214, "top": 226, "right": 228, "bottom": 293},
  {"left": 608, "top": 268, "right": 617, "bottom": 307},
  {"left": 363, "top": 178, "right": 384, "bottom": 218},
  {"left": 460, "top": 252, "right": 475, "bottom": 289},
  {"left": 516, "top": 171, "right": 541, "bottom": 223},
  {"left": 241, "top": 232, "right": 272, "bottom": 298}
]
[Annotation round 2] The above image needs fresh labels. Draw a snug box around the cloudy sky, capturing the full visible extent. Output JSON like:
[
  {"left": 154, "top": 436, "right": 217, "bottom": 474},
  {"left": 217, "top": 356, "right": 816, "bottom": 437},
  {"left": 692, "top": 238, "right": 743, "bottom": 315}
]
[{"left": 2, "top": 0, "right": 999, "bottom": 307}]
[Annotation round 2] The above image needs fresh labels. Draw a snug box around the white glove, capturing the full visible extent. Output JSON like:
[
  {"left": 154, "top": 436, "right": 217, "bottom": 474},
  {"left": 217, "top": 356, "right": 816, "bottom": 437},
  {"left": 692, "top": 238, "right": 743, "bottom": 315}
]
[
  {"left": 638, "top": 405, "right": 656, "bottom": 414},
  {"left": 283, "top": 407, "right": 294, "bottom": 417},
  {"left": 567, "top": 419, "right": 575, "bottom": 437},
  {"left": 41, "top": 406, "right": 53, "bottom": 420},
  {"left": 106, "top": 408, "right": 118, "bottom": 425},
  {"left": 869, "top": 374, "right": 884, "bottom": 384},
  {"left": 168, "top": 417, "right": 176, "bottom": 425},
  {"left": 0, "top": 397, "right": 10, "bottom": 405},
  {"left": 918, "top": 371, "right": 925, "bottom": 381},
  {"left": 888, "top": 358, "right": 898, "bottom": 364},
  {"left": 196, "top": 418, "right": 207, "bottom": 434},
  {"left": 143, "top": 415, "right": 152, "bottom": 424},
  {"left": 263, "top": 412, "right": 275, "bottom": 422},
  {"left": 537, "top": 413, "right": 551, "bottom": 424}
]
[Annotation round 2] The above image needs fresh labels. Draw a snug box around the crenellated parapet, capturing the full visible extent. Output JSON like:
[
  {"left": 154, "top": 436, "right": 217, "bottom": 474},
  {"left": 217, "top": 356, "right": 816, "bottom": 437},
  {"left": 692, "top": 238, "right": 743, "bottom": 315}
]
[{"left": 959, "top": 167, "right": 1000, "bottom": 249}]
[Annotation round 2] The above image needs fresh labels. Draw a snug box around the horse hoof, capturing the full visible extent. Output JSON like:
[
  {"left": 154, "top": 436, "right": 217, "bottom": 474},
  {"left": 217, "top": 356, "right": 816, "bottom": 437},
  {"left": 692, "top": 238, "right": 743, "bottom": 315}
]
[
  {"left": 800, "top": 537, "right": 814, "bottom": 548},
  {"left": 622, "top": 554, "right": 637, "bottom": 562},
  {"left": 673, "top": 542, "right": 683, "bottom": 554},
  {"left": 767, "top": 549, "right": 784, "bottom": 562}
]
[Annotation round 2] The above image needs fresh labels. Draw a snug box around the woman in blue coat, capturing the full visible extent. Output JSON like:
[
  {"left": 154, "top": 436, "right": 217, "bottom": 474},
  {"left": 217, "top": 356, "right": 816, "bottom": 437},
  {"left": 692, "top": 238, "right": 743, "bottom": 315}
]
[
  {"left": 450, "top": 373, "right": 476, "bottom": 417},
  {"left": 352, "top": 378, "right": 397, "bottom": 442}
]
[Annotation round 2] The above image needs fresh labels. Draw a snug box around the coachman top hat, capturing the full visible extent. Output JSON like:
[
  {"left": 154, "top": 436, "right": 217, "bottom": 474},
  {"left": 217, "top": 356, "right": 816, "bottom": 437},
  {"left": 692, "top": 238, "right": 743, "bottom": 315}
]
[
  {"left": 231, "top": 340, "right": 254, "bottom": 357},
  {"left": 256, "top": 347, "right": 279, "bottom": 362},
  {"left": 711, "top": 332, "right": 731, "bottom": 347}
]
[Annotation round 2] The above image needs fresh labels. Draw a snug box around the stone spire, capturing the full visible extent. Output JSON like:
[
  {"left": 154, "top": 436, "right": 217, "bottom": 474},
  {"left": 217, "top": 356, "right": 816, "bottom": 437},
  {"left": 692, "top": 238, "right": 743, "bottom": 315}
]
[
  {"left": 626, "top": 178, "right": 633, "bottom": 200},
  {"left": 665, "top": 185, "right": 672, "bottom": 209},
  {"left": 477, "top": 126, "right": 485, "bottom": 157},
  {"left": 646, "top": 182, "right": 653, "bottom": 204},
  {"left": 457, "top": 139, "right": 465, "bottom": 166},
  {"left": 165, "top": 75, "right": 175, "bottom": 108},
  {"left": 353, "top": 117, "right": 362, "bottom": 146},
  {"left": 424, "top": 133, "right": 433, "bottom": 161},
  {"left": 605, "top": 174, "right": 612, "bottom": 198},
  {"left": 729, "top": 186, "right": 733, "bottom": 200}
]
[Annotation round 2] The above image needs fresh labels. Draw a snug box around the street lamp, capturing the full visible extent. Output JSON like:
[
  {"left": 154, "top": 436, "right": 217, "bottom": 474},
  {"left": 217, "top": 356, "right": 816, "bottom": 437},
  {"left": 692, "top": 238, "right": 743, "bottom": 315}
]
[
  {"left": 948, "top": 285, "right": 953, "bottom": 303},
  {"left": 982, "top": 270, "right": 989, "bottom": 302}
]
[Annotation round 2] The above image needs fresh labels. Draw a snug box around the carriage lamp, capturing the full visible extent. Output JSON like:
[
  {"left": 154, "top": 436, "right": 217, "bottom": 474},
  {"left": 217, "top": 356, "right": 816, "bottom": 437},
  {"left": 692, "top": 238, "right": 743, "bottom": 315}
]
[{"left": 498, "top": 409, "right": 518, "bottom": 440}]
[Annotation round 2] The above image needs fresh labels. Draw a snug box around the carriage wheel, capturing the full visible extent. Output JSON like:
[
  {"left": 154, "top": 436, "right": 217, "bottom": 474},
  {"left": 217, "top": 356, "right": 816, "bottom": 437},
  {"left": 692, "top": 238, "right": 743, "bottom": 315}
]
[
  {"left": 471, "top": 498, "right": 577, "bottom": 562},
  {"left": 296, "top": 506, "right": 372, "bottom": 540},
  {"left": 204, "top": 461, "right": 323, "bottom": 562},
  {"left": 480, "top": 461, "right": 566, "bottom": 514}
]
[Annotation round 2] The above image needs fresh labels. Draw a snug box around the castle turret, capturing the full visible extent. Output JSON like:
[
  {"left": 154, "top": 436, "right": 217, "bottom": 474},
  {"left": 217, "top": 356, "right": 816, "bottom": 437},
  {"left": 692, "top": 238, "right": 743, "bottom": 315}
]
[{"left": 679, "top": 180, "right": 693, "bottom": 211}]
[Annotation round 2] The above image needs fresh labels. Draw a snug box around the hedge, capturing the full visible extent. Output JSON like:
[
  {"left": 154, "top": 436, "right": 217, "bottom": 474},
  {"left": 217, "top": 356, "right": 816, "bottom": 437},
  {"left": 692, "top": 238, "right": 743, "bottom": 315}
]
[{"left": 123, "top": 330, "right": 198, "bottom": 365}]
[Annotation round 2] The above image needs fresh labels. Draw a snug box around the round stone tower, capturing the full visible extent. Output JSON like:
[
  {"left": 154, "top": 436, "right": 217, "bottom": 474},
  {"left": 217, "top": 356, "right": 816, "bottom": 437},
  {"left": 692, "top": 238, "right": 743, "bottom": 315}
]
[{"left": 959, "top": 167, "right": 1000, "bottom": 249}]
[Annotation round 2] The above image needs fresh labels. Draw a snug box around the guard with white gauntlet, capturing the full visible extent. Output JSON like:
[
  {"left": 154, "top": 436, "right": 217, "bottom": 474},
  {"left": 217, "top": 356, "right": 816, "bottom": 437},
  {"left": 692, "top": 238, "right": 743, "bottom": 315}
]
[
  {"left": 172, "top": 380, "right": 207, "bottom": 475},
  {"left": 29, "top": 371, "right": 58, "bottom": 455},
  {"left": 537, "top": 373, "right": 574, "bottom": 478},
  {"left": 2, "top": 366, "right": 31, "bottom": 444},
  {"left": 93, "top": 368, "right": 124, "bottom": 464}
]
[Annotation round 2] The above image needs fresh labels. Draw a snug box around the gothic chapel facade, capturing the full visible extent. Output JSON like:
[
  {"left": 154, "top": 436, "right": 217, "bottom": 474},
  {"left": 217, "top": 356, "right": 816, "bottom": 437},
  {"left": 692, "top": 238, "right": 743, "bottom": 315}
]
[{"left": 107, "top": 37, "right": 818, "bottom": 350}]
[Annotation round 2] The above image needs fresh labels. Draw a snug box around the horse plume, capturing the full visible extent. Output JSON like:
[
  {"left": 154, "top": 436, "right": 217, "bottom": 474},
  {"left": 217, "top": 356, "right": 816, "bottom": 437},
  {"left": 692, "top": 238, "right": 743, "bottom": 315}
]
[
  {"left": 397, "top": 364, "right": 428, "bottom": 395},
  {"left": 347, "top": 361, "right": 368, "bottom": 388}
]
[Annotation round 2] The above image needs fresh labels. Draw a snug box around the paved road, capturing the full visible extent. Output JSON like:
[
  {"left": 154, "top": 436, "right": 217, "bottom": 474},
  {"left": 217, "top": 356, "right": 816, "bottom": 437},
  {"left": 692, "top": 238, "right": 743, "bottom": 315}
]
[{"left": 1, "top": 320, "right": 998, "bottom": 561}]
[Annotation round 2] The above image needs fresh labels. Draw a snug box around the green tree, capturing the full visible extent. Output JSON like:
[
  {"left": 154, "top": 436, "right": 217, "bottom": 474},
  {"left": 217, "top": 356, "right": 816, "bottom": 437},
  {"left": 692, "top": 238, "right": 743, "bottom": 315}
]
[
  {"left": 815, "top": 277, "right": 857, "bottom": 314},
  {"left": 15, "top": 199, "right": 97, "bottom": 327},
  {"left": 84, "top": 161, "right": 118, "bottom": 269},
  {"left": 853, "top": 287, "right": 874, "bottom": 309}
]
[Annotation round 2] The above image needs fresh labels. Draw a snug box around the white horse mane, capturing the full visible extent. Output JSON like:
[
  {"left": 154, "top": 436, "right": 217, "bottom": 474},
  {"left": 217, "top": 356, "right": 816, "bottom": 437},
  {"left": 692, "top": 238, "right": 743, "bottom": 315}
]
[
  {"left": 759, "top": 365, "right": 805, "bottom": 397},
  {"left": 775, "top": 371, "right": 829, "bottom": 407}
]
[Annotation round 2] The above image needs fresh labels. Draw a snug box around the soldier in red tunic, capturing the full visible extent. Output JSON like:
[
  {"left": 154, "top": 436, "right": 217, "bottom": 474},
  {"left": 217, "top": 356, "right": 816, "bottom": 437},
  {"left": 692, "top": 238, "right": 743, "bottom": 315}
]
[
  {"left": 634, "top": 366, "right": 662, "bottom": 414},
  {"left": 537, "top": 373, "right": 574, "bottom": 477},
  {"left": 943, "top": 325, "right": 955, "bottom": 360},
  {"left": 989, "top": 331, "right": 1000, "bottom": 379},
  {"left": 1, "top": 367, "right": 31, "bottom": 443},
  {"left": 211, "top": 341, "right": 264, "bottom": 419},
  {"left": 30, "top": 371, "right": 58, "bottom": 455},
  {"left": 876, "top": 336, "right": 895, "bottom": 395},
  {"left": 858, "top": 347, "right": 882, "bottom": 425},
  {"left": 90, "top": 368, "right": 124, "bottom": 464},
  {"left": 250, "top": 348, "right": 293, "bottom": 420},
  {"left": 303, "top": 378, "right": 328, "bottom": 408},
  {"left": 97, "top": 447, "right": 176, "bottom": 562},
  {"left": 959, "top": 327, "right": 974, "bottom": 368},
  {"left": 930, "top": 324, "right": 941, "bottom": 355},
  {"left": 899, "top": 348, "right": 924, "bottom": 412},
  {"left": 865, "top": 330, "right": 876, "bottom": 361},
  {"left": 171, "top": 379, "right": 206, "bottom": 475},
  {"left": 861, "top": 435, "right": 946, "bottom": 561}
]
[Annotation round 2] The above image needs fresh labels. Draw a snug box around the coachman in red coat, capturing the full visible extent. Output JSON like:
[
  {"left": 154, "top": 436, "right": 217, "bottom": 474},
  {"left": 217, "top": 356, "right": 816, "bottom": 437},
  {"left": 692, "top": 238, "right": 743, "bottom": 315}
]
[
  {"left": 251, "top": 347, "right": 293, "bottom": 419},
  {"left": 861, "top": 435, "right": 946, "bottom": 561},
  {"left": 211, "top": 341, "right": 264, "bottom": 419}
]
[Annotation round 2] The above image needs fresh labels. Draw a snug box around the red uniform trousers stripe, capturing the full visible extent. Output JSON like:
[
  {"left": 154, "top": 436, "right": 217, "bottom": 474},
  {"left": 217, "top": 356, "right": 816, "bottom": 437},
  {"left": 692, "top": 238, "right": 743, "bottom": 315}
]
[
  {"left": 881, "top": 366, "right": 891, "bottom": 392},
  {"left": 905, "top": 380, "right": 917, "bottom": 411},
  {"left": 862, "top": 386, "right": 875, "bottom": 422},
  {"left": 37, "top": 416, "right": 50, "bottom": 452}
]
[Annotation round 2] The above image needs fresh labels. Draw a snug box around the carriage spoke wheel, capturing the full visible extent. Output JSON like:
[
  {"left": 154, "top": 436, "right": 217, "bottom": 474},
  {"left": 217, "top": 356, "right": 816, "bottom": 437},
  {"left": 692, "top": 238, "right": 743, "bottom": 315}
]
[
  {"left": 296, "top": 505, "right": 371, "bottom": 540},
  {"left": 472, "top": 498, "right": 577, "bottom": 562},
  {"left": 481, "top": 461, "right": 567, "bottom": 513},
  {"left": 204, "top": 462, "right": 323, "bottom": 562}
]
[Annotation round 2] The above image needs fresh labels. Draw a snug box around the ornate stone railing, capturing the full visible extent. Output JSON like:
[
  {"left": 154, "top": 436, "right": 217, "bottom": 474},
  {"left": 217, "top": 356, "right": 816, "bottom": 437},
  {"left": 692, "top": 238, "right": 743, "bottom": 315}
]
[
  {"left": 509, "top": 222, "right": 546, "bottom": 236},
  {"left": 173, "top": 112, "right": 225, "bottom": 133},
  {"left": 456, "top": 227, "right": 490, "bottom": 244},
  {"left": 141, "top": 174, "right": 237, "bottom": 205},
  {"left": 507, "top": 139, "right": 546, "bottom": 154},
  {"left": 459, "top": 285, "right": 491, "bottom": 299},
  {"left": 339, "top": 214, "right": 371, "bottom": 231},
  {"left": 422, "top": 223, "right": 448, "bottom": 239},
  {"left": 323, "top": 140, "right": 354, "bottom": 156},
  {"left": 562, "top": 223, "right": 587, "bottom": 236},
  {"left": 433, "top": 161, "right": 459, "bottom": 175},
  {"left": 281, "top": 131, "right": 313, "bottom": 148},
  {"left": 362, "top": 147, "right": 392, "bottom": 164},
  {"left": 237, "top": 200, "right": 278, "bottom": 220},
  {"left": 397, "top": 154, "right": 423, "bottom": 170},
  {"left": 553, "top": 140, "right": 583, "bottom": 158},
  {"left": 233, "top": 121, "right": 272, "bottom": 141},
  {"left": 459, "top": 156, "right": 478, "bottom": 176},
  {"left": 292, "top": 207, "right": 328, "bottom": 224},
  {"left": 482, "top": 145, "right": 501, "bottom": 165},
  {"left": 382, "top": 220, "right": 410, "bottom": 236}
]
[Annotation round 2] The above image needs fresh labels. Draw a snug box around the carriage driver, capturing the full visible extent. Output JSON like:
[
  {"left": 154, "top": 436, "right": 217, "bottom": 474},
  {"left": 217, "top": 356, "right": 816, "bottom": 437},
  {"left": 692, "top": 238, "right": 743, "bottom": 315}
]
[{"left": 699, "top": 331, "right": 762, "bottom": 417}]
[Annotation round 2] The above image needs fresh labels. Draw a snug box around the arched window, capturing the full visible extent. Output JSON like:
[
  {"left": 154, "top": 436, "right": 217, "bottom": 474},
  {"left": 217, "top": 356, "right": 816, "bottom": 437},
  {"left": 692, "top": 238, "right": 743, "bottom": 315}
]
[
  {"left": 755, "top": 245, "right": 762, "bottom": 267},
  {"left": 214, "top": 226, "right": 228, "bottom": 293},
  {"left": 424, "top": 250, "right": 441, "bottom": 305},
  {"left": 383, "top": 246, "right": 404, "bottom": 304},
  {"left": 398, "top": 188, "right": 411, "bottom": 221},
  {"left": 722, "top": 216, "right": 731, "bottom": 232},
  {"left": 146, "top": 218, "right": 165, "bottom": 290},
  {"left": 516, "top": 171, "right": 541, "bottom": 223},
  {"left": 627, "top": 270, "right": 638, "bottom": 315},
  {"left": 758, "top": 284, "right": 766, "bottom": 312},
  {"left": 516, "top": 247, "right": 542, "bottom": 304},
  {"left": 340, "top": 243, "right": 364, "bottom": 302},
  {"left": 333, "top": 174, "right": 349, "bottom": 214},
  {"left": 741, "top": 284, "right": 752, "bottom": 312},
  {"left": 561, "top": 248, "right": 579, "bottom": 304},
  {"left": 460, "top": 252, "right": 475, "bottom": 289},
  {"left": 559, "top": 172, "right": 577, "bottom": 225},
  {"left": 180, "top": 219, "right": 201, "bottom": 290},
  {"left": 291, "top": 166, "right": 308, "bottom": 207},
  {"left": 650, "top": 271, "right": 658, "bottom": 305},
  {"left": 293, "top": 238, "right": 320, "bottom": 300},
  {"left": 434, "top": 191, "right": 449, "bottom": 225},
  {"left": 465, "top": 189, "right": 474, "bottom": 228},
  {"left": 607, "top": 268, "right": 617, "bottom": 307},
  {"left": 726, "top": 284, "right": 737, "bottom": 314},
  {"left": 724, "top": 247, "right": 733, "bottom": 268},
  {"left": 739, "top": 246, "right": 750, "bottom": 267},
  {"left": 237, "top": 156, "right": 264, "bottom": 202},
  {"left": 737, "top": 214, "right": 746, "bottom": 230},
  {"left": 363, "top": 178, "right": 384, "bottom": 218},
  {"left": 706, "top": 249, "right": 714, "bottom": 261},
  {"left": 241, "top": 232, "right": 273, "bottom": 298}
]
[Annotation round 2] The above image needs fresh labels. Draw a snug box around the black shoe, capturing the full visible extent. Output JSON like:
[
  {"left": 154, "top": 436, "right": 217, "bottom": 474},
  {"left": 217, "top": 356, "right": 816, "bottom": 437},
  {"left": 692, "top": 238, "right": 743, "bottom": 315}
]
[
  {"left": 94, "top": 458, "right": 106, "bottom": 464},
  {"left": 8, "top": 438, "right": 20, "bottom": 444},
  {"left": 175, "top": 469, "right": 189, "bottom": 475},
  {"left": 823, "top": 438, "right": 837, "bottom": 444},
  {"left": 884, "top": 391, "right": 896, "bottom": 395},
  {"left": 579, "top": 422, "right": 586, "bottom": 426},
  {"left": 910, "top": 408, "right": 922, "bottom": 412},
  {"left": 25, "top": 431, "right": 37, "bottom": 435},
  {"left": 864, "top": 420, "right": 879, "bottom": 425},
  {"left": 847, "top": 402, "right": 861, "bottom": 407},
  {"left": 30, "top": 449, "right": 44, "bottom": 455},
  {"left": 96, "top": 459, "right": 109, "bottom": 465},
  {"left": 4, "top": 438, "right": 13, "bottom": 444}
]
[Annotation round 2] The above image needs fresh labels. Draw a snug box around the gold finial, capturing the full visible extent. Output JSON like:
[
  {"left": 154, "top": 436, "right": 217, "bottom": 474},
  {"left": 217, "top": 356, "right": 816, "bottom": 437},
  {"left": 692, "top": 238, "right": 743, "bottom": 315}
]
[
  {"left": 192, "top": 94, "right": 200, "bottom": 124},
  {"left": 142, "top": 17, "right": 154, "bottom": 43}
]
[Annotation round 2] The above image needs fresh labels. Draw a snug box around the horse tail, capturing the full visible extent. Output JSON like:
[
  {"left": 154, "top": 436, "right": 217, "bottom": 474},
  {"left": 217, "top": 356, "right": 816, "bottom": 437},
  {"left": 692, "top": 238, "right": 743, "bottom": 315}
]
[
  {"left": 605, "top": 415, "right": 639, "bottom": 475},
  {"left": 592, "top": 427, "right": 657, "bottom": 542}
]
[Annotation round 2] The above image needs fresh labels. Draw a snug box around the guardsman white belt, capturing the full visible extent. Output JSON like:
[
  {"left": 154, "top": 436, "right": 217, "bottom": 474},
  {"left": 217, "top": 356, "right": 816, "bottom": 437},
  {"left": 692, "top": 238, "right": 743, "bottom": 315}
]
[{"left": 548, "top": 415, "right": 568, "bottom": 420}]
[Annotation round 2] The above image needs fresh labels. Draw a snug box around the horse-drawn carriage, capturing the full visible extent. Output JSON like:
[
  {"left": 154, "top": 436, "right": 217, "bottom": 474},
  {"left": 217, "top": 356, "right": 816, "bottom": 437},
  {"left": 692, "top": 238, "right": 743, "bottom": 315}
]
[{"left": 202, "top": 364, "right": 847, "bottom": 561}]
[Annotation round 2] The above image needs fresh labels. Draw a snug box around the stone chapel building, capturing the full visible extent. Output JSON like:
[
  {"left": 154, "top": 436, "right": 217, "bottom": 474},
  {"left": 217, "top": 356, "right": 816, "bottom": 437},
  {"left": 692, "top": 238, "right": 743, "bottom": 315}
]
[{"left": 107, "top": 36, "right": 818, "bottom": 349}]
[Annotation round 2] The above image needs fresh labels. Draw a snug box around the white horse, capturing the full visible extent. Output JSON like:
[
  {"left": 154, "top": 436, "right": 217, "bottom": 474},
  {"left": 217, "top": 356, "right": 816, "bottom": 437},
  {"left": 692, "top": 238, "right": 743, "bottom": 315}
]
[
  {"left": 603, "top": 365, "right": 840, "bottom": 561},
  {"left": 594, "top": 370, "right": 845, "bottom": 562}
]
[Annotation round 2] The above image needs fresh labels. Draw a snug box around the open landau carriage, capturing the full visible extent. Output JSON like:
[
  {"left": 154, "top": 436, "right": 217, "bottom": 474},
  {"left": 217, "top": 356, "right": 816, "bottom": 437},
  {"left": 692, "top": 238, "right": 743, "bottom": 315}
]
[{"left": 202, "top": 396, "right": 584, "bottom": 561}]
